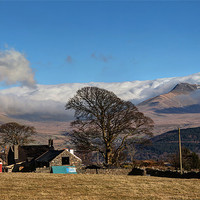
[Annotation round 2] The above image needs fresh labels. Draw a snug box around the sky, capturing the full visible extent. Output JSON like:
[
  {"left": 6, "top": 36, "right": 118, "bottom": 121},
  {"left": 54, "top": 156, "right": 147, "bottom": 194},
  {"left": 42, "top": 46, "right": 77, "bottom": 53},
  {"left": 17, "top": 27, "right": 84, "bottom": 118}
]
[{"left": 0, "top": 0, "right": 200, "bottom": 88}]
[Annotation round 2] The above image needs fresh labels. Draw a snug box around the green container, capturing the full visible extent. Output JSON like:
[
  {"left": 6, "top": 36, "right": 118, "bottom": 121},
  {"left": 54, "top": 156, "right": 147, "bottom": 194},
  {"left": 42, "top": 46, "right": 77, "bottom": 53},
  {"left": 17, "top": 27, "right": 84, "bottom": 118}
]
[{"left": 51, "top": 166, "right": 77, "bottom": 174}]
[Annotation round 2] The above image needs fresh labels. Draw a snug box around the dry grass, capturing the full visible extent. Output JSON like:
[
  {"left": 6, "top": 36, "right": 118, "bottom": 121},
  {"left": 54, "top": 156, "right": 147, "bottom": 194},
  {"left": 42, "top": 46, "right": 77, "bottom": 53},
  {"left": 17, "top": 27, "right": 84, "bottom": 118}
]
[{"left": 0, "top": 173, "right": 199, "bottom": 200}]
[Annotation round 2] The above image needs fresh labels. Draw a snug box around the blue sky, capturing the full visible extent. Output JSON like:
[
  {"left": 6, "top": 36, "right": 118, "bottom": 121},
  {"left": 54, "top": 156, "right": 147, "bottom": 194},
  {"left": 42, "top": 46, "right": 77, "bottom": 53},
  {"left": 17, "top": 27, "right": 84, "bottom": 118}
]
[{"left": 0, "top": 1, "right": 200, "bottom": 86}]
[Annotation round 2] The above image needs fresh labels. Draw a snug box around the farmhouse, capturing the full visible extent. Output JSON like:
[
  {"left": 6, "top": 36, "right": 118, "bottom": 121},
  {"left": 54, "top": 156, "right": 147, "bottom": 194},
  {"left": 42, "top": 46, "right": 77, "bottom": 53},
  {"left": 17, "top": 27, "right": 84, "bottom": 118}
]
[
  {"left": 5, "top": 139, "right": 82, "bottom": 173},
  {"left": 7, "top": 144, "right": 52, "bottom": 165}
]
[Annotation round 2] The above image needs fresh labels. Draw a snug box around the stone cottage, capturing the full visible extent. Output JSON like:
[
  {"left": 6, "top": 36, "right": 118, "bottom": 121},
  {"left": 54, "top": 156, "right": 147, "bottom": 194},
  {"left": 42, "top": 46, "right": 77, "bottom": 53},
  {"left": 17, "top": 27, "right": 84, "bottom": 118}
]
[{"left": 35, "top": 149, "right": 82, "bottom": 173}]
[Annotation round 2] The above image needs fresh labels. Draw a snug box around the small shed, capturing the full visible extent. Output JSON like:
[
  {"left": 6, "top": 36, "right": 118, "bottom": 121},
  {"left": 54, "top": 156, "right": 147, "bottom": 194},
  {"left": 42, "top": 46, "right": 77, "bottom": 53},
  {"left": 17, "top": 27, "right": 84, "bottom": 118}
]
[{"left": 36, "top": 149, "right": 82, "bottom": 173}]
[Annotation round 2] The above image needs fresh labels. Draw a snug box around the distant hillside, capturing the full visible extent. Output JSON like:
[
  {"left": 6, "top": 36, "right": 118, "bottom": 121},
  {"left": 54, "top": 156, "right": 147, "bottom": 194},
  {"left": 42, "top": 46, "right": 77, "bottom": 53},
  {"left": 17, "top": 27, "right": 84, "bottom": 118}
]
[
  {"left": 138, "top": 82, "right": 200, "bottom": 134},
  {"left": 170, "top": 82, "right": 200, "bottom": 94},
  {"left": 135, "top": 127, "right": 200, "bottom": 160},
  {"left": 138, "top": 83, "right": 200, "bottom": 111}
]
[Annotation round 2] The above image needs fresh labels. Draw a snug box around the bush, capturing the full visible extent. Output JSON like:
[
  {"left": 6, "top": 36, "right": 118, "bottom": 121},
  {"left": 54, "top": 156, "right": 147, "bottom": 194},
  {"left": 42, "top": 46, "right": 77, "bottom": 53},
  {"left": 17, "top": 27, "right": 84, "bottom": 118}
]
[{"left": 170, "top": 147, "right": 200, "bottom": 170}]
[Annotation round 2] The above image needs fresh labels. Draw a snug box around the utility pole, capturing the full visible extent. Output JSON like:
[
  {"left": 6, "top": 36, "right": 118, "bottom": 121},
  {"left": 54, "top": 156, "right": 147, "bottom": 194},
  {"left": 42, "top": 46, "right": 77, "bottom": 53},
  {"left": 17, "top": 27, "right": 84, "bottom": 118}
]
[
  {"left": 97, "top": 151, "right": 99, "bottom": 164},
  {"left": 178, "top": 128, "right": 183, "bottom": 174}
]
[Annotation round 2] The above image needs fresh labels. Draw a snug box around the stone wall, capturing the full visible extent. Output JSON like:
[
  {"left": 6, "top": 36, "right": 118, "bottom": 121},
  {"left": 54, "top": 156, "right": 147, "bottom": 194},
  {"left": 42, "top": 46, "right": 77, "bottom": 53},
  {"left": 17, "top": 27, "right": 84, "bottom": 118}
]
[
  {"left": 146, "top": 168, "right": 200, "bottom": 179},
  {"left": 84, "top": 167, "right": 200, "bottom": 178},
  {"left": 83, "top": 168, "right": 131, "bottom": 175},
  {"left": 50, "top": 149, "right": 82, "bottom": 173},
  {"left": 35, "top": 167, "right": 50, "bottom": 173}
]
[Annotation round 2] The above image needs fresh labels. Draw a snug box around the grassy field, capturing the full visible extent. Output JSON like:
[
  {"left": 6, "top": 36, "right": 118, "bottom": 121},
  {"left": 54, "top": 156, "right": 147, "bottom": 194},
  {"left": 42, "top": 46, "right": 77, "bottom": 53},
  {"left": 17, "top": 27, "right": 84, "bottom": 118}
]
[{"left": 0, "top": 173, "right": 200, "bottom": 200}]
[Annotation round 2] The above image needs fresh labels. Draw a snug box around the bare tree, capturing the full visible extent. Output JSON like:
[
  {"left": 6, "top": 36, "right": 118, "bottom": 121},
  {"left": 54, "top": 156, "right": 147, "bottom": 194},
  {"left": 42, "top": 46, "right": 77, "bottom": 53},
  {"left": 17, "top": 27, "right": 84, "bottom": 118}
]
[
  {"left": 66, "top": 87, "right": 154, "bottom": 166},
  {"left": 0, "top": 122, "right": 36, "bottom": 146}
]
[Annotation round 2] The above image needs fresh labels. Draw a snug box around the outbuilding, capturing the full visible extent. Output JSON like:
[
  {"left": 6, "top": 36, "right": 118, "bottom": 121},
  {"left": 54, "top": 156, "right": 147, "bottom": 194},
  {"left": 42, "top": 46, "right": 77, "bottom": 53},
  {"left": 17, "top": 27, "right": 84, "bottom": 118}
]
[{"left": 35, "top": 149, "right": 82, "bottom": 173}]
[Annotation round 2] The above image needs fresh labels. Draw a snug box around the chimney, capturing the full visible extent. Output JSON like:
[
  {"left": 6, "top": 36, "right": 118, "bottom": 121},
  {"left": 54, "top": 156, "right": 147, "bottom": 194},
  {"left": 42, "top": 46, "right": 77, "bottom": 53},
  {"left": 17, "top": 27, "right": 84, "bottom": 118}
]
[
  {"left": 48, "top": 139, "right": 53, "bottom": 148},
  {"left": 70, "top": 149, "right": 74, "bottom": 155},
  {"left": 14, "top": 145, "right": 19, "bottom": 160}
]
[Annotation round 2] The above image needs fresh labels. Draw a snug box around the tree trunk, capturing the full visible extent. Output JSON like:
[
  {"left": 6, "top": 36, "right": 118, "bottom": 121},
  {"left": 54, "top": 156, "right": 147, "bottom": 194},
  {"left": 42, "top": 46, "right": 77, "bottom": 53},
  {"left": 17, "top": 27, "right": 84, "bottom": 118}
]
[{"left": 105, "top": 143, "right": 113, "bottom": 166}]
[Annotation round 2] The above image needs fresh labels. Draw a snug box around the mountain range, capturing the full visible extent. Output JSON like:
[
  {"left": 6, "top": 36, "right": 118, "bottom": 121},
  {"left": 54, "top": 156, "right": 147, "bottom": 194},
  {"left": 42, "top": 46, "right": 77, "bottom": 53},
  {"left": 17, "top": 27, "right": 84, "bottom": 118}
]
[{"left": 0, "top": 72, "right": 200, "bottom": 147}]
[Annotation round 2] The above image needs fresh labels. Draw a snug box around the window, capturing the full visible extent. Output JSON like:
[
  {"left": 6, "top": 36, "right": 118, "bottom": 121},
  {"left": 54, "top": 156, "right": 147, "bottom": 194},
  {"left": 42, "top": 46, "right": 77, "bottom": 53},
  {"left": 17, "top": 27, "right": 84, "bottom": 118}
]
[{"left": 62, "top": 157, "right": 70, "bottom": 165}]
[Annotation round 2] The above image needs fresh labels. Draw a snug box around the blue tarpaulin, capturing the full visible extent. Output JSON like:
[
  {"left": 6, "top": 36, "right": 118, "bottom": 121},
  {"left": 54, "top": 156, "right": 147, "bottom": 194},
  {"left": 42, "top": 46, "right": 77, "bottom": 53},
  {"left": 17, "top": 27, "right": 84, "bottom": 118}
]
[{"left": 51, "top": 166, "right": 77, "bottom": 174}]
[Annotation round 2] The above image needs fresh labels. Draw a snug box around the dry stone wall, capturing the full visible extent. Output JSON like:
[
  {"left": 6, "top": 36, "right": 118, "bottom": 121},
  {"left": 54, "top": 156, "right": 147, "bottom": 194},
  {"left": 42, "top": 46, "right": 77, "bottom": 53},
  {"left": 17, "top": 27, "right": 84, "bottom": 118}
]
[{"left": 83, "top": 168, "right": 131, "bottom": 175}]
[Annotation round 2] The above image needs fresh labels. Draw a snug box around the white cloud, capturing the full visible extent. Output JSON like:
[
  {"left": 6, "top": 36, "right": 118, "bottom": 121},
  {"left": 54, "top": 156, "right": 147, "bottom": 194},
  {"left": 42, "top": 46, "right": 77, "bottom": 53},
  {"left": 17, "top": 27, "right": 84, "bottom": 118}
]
[
  {"left": 0, "top": 72, "right": 200, "bottom": 121},
  {"left": 0, "top": 94, "right": 73, "bottom": 121},
  {"left": 0, "top": 49, "right": 36, "bottom": 87}
]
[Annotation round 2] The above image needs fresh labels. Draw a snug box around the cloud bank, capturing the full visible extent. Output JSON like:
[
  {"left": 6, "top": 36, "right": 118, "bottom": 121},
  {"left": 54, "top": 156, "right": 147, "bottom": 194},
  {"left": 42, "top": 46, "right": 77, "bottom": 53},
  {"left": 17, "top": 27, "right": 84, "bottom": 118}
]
[
  {"left": 0, "top": 72, "right": 200, "bottom": 121},
  {"left": 0, "top": 49, "right": 36, "bottom": 87},
  {"left": 0, "top": 94, "right": 74, "bottom": 121}
]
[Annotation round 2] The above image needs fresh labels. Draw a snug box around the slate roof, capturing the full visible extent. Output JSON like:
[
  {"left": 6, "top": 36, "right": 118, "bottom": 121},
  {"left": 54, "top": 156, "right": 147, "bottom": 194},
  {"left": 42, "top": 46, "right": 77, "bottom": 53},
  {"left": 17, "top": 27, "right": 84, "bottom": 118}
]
[
  {"left": 35, "top": 149, "right": 64, "bottom": 163},
  {"left": 8, "top": 145, "right": 52, "bottom": 165},
  {"left": 19, "top": 145, "right": 51, "bottom": 160}
]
